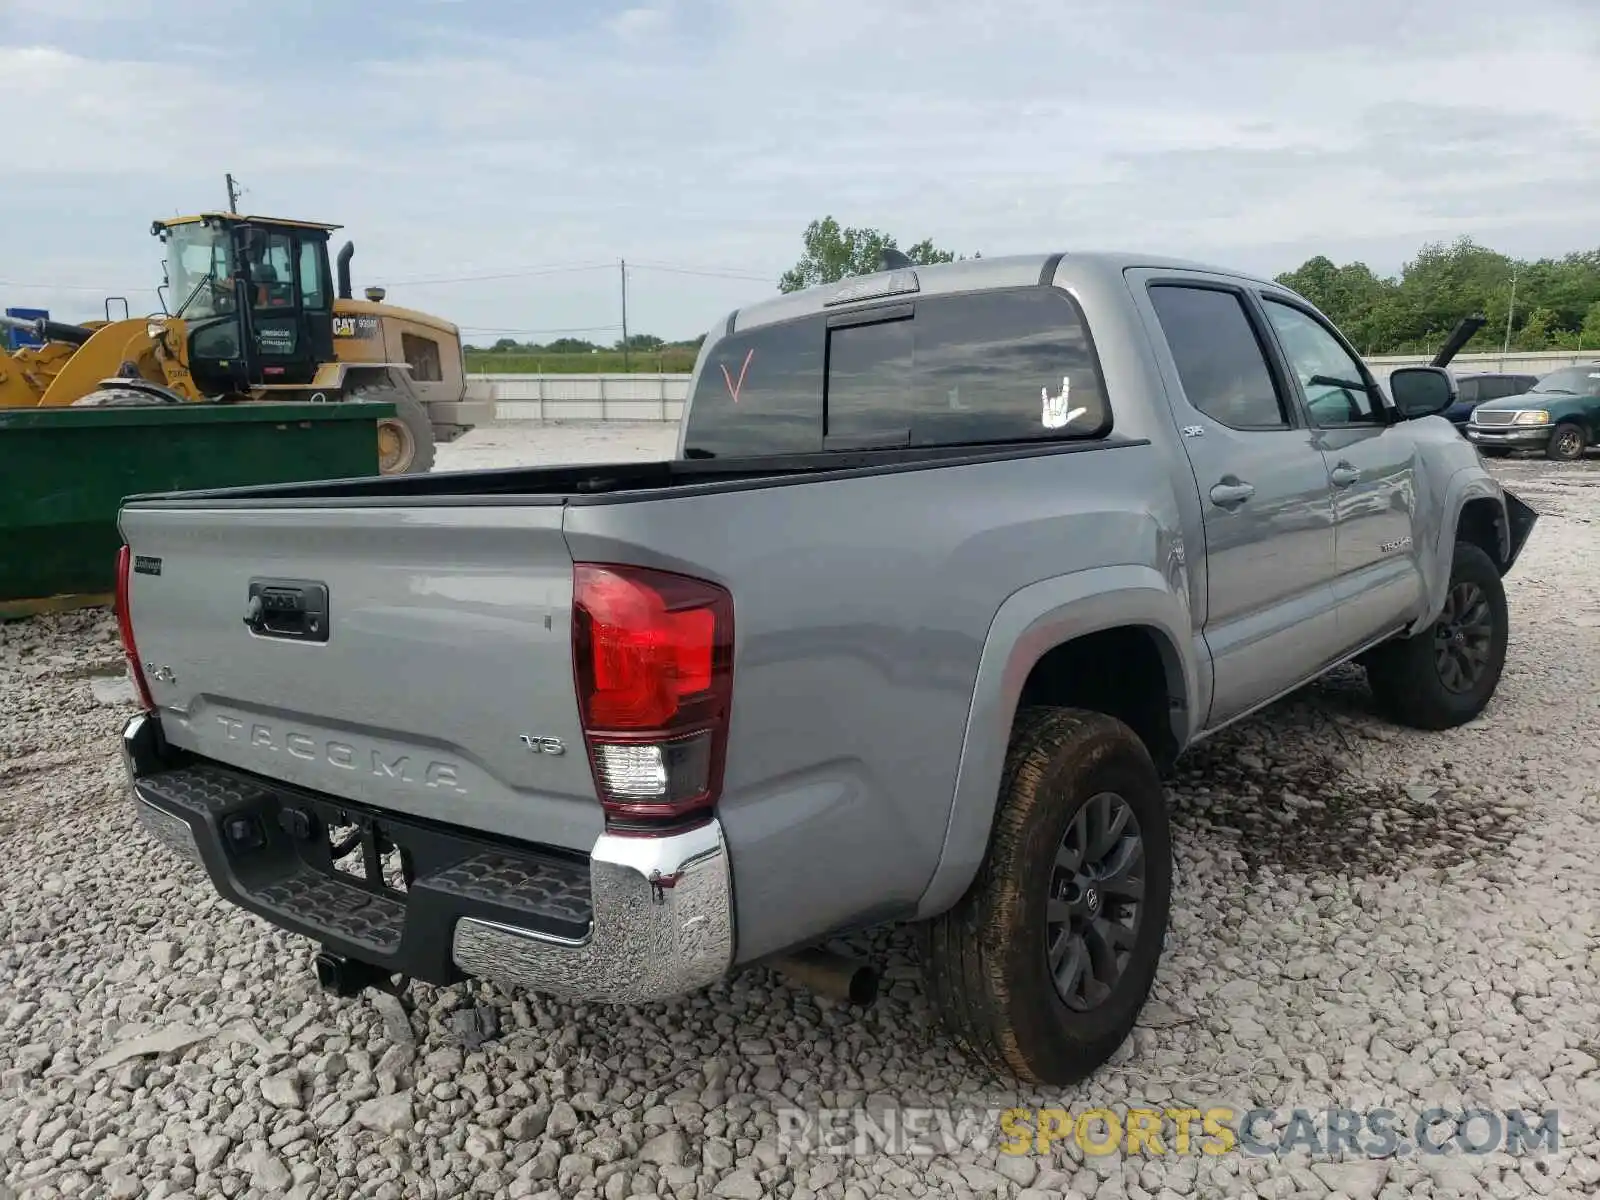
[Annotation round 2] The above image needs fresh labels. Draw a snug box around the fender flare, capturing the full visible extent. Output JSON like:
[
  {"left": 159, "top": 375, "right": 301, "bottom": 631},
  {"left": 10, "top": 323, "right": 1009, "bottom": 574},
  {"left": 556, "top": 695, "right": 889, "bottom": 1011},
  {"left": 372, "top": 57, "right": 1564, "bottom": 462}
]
[
  {"left": 913, "top": 565, "right": 1201, "bottom": 919},
  {"left": 309, "top": 361, "right": 420, "bottom": 399},
  {"left": 1411, "top": 470, "right": 1510, "bottom": 634}
]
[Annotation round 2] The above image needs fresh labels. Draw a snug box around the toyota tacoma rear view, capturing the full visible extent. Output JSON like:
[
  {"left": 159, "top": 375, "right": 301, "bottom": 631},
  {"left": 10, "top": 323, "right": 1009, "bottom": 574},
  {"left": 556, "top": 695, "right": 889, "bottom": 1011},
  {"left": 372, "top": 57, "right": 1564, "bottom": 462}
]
[{"left": 113, "top": 251, "right": 1537, "bottom": 1084}]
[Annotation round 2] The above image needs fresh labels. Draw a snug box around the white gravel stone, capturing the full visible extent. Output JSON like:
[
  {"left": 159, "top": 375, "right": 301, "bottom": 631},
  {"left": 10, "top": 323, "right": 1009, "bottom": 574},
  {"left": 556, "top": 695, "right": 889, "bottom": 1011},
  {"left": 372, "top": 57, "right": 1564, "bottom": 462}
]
[
  {"left": 189, "top": 1134, "right": 231, "bottom": 1172},
  {"left": 3, "top": 434, "right": 1596, "bottom": 1200},
  {"left": 260, "top": 1070, "right": 302, "bottom": 1110},
  {"left": 639, "top": 1130, "right": 689, "bottom": 1167},
  {"left": 352, "top": 1092, "right": 414, "bottom": 1135}
]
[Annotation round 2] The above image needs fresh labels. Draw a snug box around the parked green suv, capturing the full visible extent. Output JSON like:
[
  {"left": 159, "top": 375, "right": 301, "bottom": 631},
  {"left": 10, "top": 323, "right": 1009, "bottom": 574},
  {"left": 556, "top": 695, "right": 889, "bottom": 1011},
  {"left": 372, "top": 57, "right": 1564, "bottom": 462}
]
[{"left": 1466, "top": 363, "right": 1600, "bottom": 460}]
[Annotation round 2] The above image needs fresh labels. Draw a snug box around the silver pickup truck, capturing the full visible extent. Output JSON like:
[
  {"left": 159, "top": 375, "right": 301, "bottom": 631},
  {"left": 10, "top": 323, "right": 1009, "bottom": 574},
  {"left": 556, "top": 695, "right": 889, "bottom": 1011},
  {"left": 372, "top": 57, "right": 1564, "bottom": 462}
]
[{"left": 113, "top": 252, "right": 1537, "bottom": 1086}]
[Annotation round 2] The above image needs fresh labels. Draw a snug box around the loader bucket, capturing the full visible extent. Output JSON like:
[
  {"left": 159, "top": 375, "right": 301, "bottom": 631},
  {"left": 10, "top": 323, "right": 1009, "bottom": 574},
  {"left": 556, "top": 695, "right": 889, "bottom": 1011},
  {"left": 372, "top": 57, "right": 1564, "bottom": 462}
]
[{"left": 0, "top": 400, "right": 393, "bottom": 617}]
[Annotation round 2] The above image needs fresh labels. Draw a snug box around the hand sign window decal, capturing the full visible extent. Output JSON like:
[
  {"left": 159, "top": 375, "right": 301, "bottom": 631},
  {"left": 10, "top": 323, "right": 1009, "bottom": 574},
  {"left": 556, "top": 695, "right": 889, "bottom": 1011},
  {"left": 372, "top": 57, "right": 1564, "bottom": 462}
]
[{"left": 1042, "top": 375, "right": 1087, "bottom": 429}]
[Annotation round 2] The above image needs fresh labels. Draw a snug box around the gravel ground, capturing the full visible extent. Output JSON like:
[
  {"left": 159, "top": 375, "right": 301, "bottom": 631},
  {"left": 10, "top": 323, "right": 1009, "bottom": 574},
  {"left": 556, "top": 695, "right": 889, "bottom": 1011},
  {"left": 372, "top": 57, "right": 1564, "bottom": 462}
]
[{"left": 3, "top": 424, "right": 1598, "bottom": 1200}]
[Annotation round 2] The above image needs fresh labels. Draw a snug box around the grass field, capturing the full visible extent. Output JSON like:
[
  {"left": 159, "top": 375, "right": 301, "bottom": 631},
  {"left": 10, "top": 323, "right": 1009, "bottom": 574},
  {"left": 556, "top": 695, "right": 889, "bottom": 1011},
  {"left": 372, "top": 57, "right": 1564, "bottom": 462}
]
[{"left": 466, "top": 348, "right": 699, "bottom": 374}]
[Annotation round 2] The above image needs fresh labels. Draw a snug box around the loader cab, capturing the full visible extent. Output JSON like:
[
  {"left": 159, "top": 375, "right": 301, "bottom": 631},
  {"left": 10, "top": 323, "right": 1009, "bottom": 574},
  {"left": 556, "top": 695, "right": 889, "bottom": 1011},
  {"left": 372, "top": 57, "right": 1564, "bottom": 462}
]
[{"left": 156, "top": 214, "right": 337, "bottom": 394}]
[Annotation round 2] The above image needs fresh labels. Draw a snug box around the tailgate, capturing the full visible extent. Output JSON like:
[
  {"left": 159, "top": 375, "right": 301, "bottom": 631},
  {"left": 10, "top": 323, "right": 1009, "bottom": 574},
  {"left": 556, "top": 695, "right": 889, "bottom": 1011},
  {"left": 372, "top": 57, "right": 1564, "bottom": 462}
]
[{"left": 119, "top": 502, "right": 601, "bottom": 852}]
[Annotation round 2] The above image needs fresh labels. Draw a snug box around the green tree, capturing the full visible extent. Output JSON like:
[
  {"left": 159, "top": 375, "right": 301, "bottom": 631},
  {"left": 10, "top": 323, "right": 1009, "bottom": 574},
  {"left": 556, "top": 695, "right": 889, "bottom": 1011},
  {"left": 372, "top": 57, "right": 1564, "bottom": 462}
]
[
  {"left": 1580, "top": 301, "right": 1600, "bottom": 349},
  {"left": 543, "top": 337, "right": 598, "bottom": 353},
  {"left": 616, "top": 333, "right": 665, "bottom": 352},
  {"left": 779, "top": 217, "right": 971, "bottom": 292},
  {"left": 1518, "top": 306, "right": 1560, "bottom": 350},
  {"left": 1273, "top": 236, "right": 1600, "bottom": 356}
]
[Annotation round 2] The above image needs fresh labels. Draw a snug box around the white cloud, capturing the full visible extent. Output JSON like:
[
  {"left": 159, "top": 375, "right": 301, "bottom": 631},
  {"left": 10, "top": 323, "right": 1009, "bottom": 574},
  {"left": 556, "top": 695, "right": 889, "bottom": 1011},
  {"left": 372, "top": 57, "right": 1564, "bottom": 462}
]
[
  {"left": 606, "top": 4, "right": 672, "bottom": 40},
  {"left": 1, "top": 0, "right": 1596, "bottom": 338}
]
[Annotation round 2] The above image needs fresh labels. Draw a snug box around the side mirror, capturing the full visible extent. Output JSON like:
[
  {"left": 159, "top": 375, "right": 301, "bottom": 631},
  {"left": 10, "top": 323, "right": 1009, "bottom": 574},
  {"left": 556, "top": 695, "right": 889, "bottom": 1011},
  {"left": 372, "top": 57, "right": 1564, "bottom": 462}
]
[{"left": 1390, "top": 366, "right": 1455, "bottom": 418}]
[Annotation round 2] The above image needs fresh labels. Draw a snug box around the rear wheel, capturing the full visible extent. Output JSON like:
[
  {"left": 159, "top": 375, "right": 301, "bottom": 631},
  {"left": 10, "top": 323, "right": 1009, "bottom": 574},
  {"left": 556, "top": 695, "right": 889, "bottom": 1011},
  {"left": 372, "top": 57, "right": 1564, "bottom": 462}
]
[
  {"left": 349, "top": 386, "right": 436, "bottom": 475},
  {"left": 70, "top": 388, "right": 181, "bottom": 408},
  {"left": 1365, "top": 540, "right": 1507, "bottom": 729},
  {"left": 1546, "top": 422, "right": 1585, "bottom": 461},
  {"left": 921, "top": 708, "right": 1171, "bottom": 1085}
]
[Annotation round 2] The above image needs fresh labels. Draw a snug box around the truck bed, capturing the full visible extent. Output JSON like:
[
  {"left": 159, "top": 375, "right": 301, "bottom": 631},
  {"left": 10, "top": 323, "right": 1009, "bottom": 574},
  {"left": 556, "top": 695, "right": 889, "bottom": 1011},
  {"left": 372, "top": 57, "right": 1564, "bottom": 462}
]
[{"left": 122, "top": 435, "right": 1148, "bottom": 506}]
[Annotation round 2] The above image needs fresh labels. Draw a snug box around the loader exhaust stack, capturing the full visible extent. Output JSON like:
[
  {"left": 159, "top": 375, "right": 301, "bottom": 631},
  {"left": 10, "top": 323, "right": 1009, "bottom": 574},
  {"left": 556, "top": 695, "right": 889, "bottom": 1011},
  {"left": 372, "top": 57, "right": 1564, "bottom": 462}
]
[{"left": 336, "top": 241, "right": 355, "bottom": 301}]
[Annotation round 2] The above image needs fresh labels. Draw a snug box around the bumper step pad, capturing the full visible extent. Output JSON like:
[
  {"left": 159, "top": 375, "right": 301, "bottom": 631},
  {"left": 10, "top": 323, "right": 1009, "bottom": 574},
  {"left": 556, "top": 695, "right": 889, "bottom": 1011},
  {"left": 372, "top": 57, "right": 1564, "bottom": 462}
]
[{"left": 130, "top": 758, "right": 594, "bottom": 983}]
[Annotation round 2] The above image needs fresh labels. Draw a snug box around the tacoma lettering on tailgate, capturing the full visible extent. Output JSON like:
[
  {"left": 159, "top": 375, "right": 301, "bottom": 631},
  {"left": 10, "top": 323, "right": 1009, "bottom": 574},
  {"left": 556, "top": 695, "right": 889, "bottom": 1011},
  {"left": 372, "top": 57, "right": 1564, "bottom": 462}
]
[{"left": 215, "top": 715, "right": 468, "bottom": 795}]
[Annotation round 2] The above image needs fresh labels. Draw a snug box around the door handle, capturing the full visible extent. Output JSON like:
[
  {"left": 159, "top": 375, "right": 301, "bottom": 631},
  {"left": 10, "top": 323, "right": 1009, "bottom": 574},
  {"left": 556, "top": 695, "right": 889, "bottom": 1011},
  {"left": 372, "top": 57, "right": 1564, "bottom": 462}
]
[
  {"left": 1209, "top": 478, "right": 1256, "bottom": 508},
  {"left": 1329, "top": 463, "right": 1360, "bottom": 488}
]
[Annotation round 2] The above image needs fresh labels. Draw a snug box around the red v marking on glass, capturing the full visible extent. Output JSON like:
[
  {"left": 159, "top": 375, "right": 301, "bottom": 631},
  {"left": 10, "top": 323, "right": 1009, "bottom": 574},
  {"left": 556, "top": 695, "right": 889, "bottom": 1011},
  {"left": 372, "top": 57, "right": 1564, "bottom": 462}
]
[{"left": 721, "top": 348, "right": 754, "bottom": 404}]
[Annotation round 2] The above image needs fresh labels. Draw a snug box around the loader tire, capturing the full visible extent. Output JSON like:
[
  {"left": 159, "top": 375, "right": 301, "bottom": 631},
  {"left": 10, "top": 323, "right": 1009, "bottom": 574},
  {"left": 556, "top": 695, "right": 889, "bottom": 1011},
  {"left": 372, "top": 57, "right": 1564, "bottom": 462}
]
[
  {"left": 70, "top": 388, "right": 180, "bottom": 408},
  {"left": 351, "top": 386, "right": 435, "bottom": 475},
  {"left": 920, "top": 707, "right": 1171, "bottom": 1086}
]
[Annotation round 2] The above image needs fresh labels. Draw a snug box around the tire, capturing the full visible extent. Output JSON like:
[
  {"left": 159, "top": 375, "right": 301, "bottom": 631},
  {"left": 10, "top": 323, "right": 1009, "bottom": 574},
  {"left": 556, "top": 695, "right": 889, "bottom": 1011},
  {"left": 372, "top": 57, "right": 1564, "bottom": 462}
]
[
  {"left": 1364, "top": 540, "right": 1507, "bottom": 730},
  {"left": 1546, "top": 422, "right": 1585, "bottom": 462},
  {"left": 350, "top": 386, "right": 436, "bottom": 475},
  {"left": 70, "top": 388, "right": 179, "bottom": 408},
  {"left": 920, "top": 708, "right": 1172, "bottom": 1085}
]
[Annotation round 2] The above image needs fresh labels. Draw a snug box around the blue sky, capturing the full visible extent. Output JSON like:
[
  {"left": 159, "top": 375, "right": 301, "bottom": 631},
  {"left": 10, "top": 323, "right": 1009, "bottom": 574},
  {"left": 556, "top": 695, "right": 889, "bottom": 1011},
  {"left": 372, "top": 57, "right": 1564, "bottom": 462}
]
[{"left": 2, "top": 0, "right": 1596, "bottom": 343}]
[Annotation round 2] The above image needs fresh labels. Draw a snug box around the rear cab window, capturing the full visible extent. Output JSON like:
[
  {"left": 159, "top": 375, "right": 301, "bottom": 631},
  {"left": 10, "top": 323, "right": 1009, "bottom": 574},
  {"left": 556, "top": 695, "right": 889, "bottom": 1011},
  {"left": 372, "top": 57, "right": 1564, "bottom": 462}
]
[{"left": 682, "top": 286, "right": 1111, "bottom": 458}]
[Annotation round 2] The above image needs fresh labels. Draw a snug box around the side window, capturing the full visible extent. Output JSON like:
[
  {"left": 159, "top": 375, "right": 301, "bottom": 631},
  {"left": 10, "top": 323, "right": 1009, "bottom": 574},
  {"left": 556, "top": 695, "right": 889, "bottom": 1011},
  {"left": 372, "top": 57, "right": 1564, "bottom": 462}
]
[
  {"left": 682, "top": 318, "right": 824, "bottom": 458},
  {"left": 1261, "top": 298, "right": 1382, "bottom": 427},
  {"left": 298, "top": 239, "right": 328, "bottom": 312},
  {"left": 910, "top": 288, "right": 1110, "bottom": 445},
  {"left": 1456, "top": 378, "right": 1480, "bottom": 404},
  {"left": 1148, "top": 285, "right": 1287, "bottom": 430},
  {"left": 401, "top": 333, "right": 443, "bottom": 382},
  {"left": 825, "top": 316, "right": 913, "bottom": 446},
  {"left": 250, "top": 232, "right": 296, "bottom": 310}
]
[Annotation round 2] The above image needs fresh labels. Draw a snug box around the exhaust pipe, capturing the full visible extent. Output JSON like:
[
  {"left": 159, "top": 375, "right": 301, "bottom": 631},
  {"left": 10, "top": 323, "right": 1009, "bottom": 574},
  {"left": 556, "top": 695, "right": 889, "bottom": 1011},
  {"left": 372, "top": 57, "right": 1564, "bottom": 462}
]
[
  {"left": 312, "top": 950, "right": 388, "bottom": 998},
  {"left": 336, "top": 240, "right": 355, "bottom": 301},
  {"left": 770, "top": 947, "right": 879, "bottom": 1006}
]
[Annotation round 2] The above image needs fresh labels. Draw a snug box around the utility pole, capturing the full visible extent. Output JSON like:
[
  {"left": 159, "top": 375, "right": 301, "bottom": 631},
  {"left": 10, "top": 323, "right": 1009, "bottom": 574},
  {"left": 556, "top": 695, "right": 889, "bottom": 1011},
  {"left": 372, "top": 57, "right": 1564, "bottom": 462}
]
[
  {"left": 1503, "top": 265, "right": 1518, "bottom": 354},
  {"left": 620, "top": 259, "right": 630, "bottom": 373},
  {"left": 225, "top": 173, "right": 240, "bottom": 214}
]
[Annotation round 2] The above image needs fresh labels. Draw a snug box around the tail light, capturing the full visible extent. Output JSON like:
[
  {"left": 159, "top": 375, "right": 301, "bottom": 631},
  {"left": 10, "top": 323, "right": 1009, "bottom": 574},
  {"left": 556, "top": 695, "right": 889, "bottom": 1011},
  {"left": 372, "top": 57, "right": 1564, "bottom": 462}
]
[
  {"left": 572, "top": 563, "right": 733, "bottom": 827},
  {"left": 115, "top": 545, "right": 157, "bottom": 712}
]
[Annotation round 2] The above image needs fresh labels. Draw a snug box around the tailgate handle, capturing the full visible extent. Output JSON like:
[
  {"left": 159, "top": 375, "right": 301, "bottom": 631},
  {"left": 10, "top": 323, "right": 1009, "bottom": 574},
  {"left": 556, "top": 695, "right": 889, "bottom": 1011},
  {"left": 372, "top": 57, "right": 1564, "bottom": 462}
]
[{"left": 245, "top": 579, "right": 330, "bottom": 643}]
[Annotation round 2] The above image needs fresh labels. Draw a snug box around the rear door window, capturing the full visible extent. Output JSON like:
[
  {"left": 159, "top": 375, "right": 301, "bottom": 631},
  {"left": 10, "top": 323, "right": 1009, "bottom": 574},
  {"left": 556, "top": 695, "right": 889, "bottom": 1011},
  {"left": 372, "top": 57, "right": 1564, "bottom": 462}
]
[{"left": 1148, "top": 285, "right": 1288, "bottom": 429}]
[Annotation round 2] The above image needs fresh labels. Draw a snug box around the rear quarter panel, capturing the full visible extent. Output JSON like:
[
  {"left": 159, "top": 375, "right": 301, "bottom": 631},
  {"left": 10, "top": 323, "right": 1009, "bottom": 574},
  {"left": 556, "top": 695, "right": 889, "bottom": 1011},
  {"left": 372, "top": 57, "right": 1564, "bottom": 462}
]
[{"left": 562, "top": 445, "right": 1191, "bottom": 961}]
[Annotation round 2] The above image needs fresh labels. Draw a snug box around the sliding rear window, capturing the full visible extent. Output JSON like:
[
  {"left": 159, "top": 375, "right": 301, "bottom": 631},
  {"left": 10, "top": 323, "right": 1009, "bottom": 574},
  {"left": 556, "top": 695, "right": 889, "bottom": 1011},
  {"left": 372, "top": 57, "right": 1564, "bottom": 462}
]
[{"left": 682, "top": 286, "right": 1110, "bottom": 457}]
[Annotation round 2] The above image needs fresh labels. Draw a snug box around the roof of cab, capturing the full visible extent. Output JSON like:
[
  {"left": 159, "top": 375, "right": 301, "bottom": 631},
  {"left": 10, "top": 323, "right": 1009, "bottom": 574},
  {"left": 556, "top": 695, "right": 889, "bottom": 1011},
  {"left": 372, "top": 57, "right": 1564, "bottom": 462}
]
[
  {"left": 154, "top": 214, "right": 344, "bottom": 232},
  {"left": 729, "top": 250, "right": 1283, "bottom": 333}
]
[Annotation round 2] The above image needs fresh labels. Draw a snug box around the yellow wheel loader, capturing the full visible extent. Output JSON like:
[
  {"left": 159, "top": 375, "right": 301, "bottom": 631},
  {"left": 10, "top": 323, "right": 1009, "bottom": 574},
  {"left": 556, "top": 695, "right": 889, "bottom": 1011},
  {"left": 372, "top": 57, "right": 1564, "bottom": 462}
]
[{"left": 0, "top": 213, "right": 490, "bottom": 474}]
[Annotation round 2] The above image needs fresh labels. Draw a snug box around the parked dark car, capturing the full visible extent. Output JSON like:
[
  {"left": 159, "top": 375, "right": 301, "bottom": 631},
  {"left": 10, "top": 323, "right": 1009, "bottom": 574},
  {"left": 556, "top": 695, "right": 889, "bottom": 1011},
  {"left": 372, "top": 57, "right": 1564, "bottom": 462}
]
[
  {"left": 1466, "top": 363, "right": 1600, "bottom": 460},
  {"left": 1444, "top": 372, "right": 1537, "bottom": 432}
]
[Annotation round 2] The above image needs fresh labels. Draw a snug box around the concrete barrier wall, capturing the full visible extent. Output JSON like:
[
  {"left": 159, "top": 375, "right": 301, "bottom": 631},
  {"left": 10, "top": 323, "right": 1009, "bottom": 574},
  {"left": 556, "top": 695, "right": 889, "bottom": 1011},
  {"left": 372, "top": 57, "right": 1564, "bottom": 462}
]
[
  {"left": 469, "top": 374, "right": 691, "bottom": 422},
  {"left": 471, "top": 351, "right": 1599, "bottom": 423},
  {"left": 1367, "top": 350, "right": 1597, "bottom": 384}
]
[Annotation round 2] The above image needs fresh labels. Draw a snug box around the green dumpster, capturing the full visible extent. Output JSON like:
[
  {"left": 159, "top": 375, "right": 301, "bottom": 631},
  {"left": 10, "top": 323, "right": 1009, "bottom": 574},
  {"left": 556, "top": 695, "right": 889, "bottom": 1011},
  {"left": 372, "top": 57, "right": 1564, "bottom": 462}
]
[{"left": 0, "top": 401, "right": 392, "bottom": 616}]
